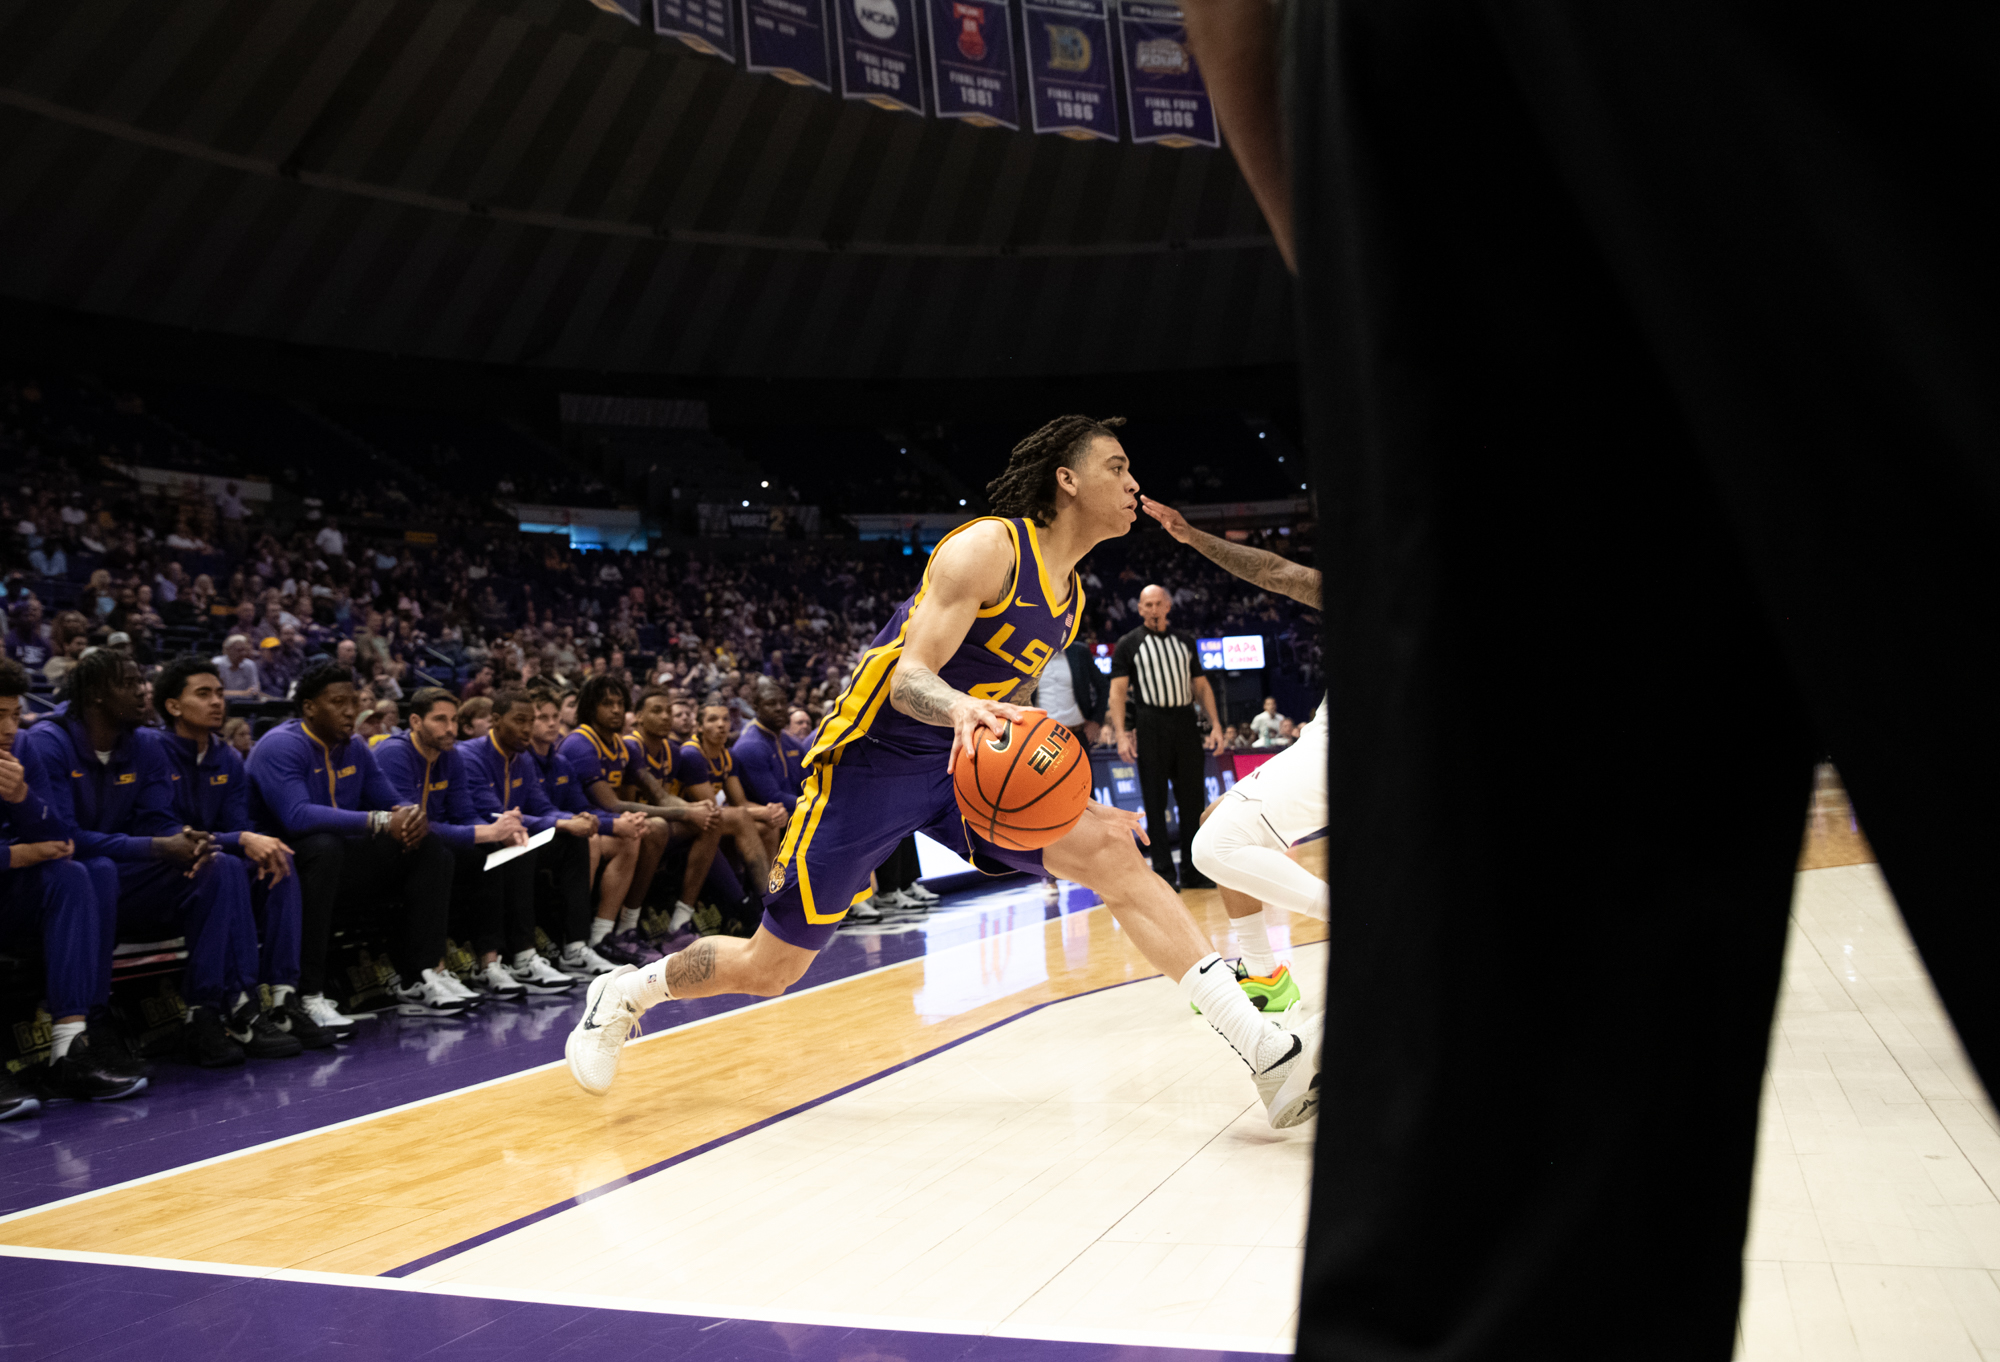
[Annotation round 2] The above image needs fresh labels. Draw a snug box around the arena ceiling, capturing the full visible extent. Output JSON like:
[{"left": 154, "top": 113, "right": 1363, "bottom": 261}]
[{"left": 0, "top": 0, "right": 1293, "bottom": 380}]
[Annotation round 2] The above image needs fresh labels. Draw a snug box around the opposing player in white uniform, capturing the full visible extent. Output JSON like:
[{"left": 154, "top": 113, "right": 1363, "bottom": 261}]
[{"left": 1139, "top": 499, "right": 1328, "bottom": 991}]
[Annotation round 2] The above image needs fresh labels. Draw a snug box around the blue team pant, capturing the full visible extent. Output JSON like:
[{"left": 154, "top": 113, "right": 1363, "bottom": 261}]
[
  {"left": 763, "top": 737, "right": 1045, "bottom": 952},
  {"left": 249, "top": 853, "right": 302, "bottom": 989},
  {"left": 0, "top": 859, "right": 115, "bottom": 1018},
  {"left": 115, "top": 856, "right": 258, "bottom": 1010}
]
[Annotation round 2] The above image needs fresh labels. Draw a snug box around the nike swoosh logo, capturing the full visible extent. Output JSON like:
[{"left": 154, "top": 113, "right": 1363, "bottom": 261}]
[
  {"left": 1259, "top": 1033, "right": 1303, "bottom": 1075},
  {"left": 1198, "top": 957, "right": 1229, "bottom": 975}
]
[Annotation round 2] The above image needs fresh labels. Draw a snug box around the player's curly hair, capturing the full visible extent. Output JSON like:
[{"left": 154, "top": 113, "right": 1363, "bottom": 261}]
[
  {"left": 575, "top": 673, "right": 630, "bottom": 735},
  {"left": 984, "top": 415, "right": 1127, "bottom": 526},
  {"left": 63, "top": 647, "right": 138, "bottom": 715}
]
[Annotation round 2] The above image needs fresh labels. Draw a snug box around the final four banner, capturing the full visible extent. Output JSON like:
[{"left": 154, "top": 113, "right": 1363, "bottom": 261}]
[
  {"left": 1115, "top": 1, "right": 1216, "bottom": 148},
  {"left": 656, "top": 0, "right": 738, "bottom": 58},
  {"left": 836, "top": 0, "right": 924, "bottom": 115},
  {"left": 744, "top": 0, "right": 834, "bottom": 90},
  {"left": 925, "top": 0, "right": 1019, "bottom": 129},
  {"left": 1020, "top": 0, "right": 1117, "bottom": 141}
]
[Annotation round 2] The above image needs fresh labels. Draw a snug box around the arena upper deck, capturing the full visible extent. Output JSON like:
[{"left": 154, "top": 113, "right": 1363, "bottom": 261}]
[{"left": 0, "top": 0, "right": 1291, "bottom": 379}]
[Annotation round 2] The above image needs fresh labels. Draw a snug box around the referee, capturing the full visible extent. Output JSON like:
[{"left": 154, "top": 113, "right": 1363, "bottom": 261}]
[{"left": 1108, "top": 583, "right": 1224, "bottom": 890}]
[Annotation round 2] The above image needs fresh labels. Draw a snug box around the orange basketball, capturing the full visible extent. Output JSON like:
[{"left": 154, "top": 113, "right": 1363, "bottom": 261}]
[{"left": 952, "top": 709, "right": 1092, "bottom": 851}]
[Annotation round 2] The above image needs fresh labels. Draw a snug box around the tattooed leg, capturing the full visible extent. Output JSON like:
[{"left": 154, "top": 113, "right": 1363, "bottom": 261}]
[{"left": 624, "top": 927, "right": 817, "bottom": 1007}]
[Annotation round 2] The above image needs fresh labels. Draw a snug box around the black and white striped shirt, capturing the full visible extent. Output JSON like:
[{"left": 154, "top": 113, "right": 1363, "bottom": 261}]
[{"left": 1111, "top": 626, "right": 1205, "bottom": 708}]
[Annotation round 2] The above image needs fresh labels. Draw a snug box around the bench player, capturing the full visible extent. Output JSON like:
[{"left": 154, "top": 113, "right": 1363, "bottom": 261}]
[
  {"left": 1139, "top": 497, "right": 1330, "bottom": 1003},
  {"left": 566, "top": 416, "right": 1320, "bottom": 1128}
]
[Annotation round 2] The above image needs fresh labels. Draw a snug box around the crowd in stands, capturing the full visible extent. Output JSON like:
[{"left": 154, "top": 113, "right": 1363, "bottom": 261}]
[{"left": 0, "top": 372, "right": 1321, "bottom": 1123}]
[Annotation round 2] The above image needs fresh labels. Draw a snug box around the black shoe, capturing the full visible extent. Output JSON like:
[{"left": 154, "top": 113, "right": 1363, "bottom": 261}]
[
  {"left": 591, "top": 937, "right": 646, "bottom": 968},
  {"left": 185, "top": 1006, "right": 247, "bottom": 1068},
  {"left": 1179, "top": 869, "right": 1217, "bottom": 891},
  {"left": 80, "top": 1019, "right": 146, "bottom": 1080},
  {"left": 228, "top": 998, "right": 304, "bottom": 1059},
  {"left": 270, "top": 992, "right": 339, "bottom": 1049},
  {"left": 45, "top": 1034, "right": 149, "bottom": 1101},
  {"left": 0, "top": 1069, "right": 40, "bottom": 1121}
]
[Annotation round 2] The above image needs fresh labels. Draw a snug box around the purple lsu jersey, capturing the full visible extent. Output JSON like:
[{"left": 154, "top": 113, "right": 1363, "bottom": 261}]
[
  {"left": 627, "top": 733, "right": 697, "bottom": 798},
  {"left": 806, "top": 516, "right": 1083, "bottom": 763},
  {"left": 559, "top": 724, "right": 632, "bottom": 795}
]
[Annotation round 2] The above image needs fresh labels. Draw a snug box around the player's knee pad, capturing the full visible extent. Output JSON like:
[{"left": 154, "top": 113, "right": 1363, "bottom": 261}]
[{"left": 1191, "top": 797, "right": 1272, "bottom": 883}]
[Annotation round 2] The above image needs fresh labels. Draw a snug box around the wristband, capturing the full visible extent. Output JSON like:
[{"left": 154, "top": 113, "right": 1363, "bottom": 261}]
[{"left": 369, "top": 810, "right": 390, "bottom": 836}]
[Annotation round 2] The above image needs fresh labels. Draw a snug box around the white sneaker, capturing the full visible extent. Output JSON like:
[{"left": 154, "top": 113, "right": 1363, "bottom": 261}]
[
  {"left": 565, "top": 964, "right": 640, "bottom": 1096},
  {"left": 845, "top": 896, "right": 883, "bottom": 923},
  {"left": 435, "top": 970, "right": 484, "bottom": 1005},
  {"left": 559, "top": 942, "right": 619, "bottom": 977},
  {"left": 665, "top": 902, "right": 696, "bottom": 935},
  {"left": 509, "top": 951, "right": 576, "bottom": 994},
  {"left": 1258, "top": 1018, "right": 1322, "bottom": 1129},
  {"left": 875, "top": 889, "right": 915, "bottom": 910},
  {"left": 902, "top": 882, "right": 940, "bottom": 906},
  {"left": 476, "top": 959, "right": 527, "bottom": 999},
  {"left": 302, "top": 994, "right": 360, "bottom": 1033},
  {"left": 395, "top": 969, "right": 472, "bottom": 1017}
]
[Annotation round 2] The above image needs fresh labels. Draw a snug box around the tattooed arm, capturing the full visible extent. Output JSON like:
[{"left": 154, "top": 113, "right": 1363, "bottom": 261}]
[
  {"left": 890, "top": 519, "right": 1028, "bottom": 769},
  {"left": 1140, "top": 497, "right": 1321, "bottom": 607}
]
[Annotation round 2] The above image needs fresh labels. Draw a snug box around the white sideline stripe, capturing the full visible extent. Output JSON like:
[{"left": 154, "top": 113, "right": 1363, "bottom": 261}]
[
  {"left": 0, "top": 1244, "right": 1295, "bottom": 1355},
  {"left": 0, "top": 906, "right": 1088, "bottom": 1230}
]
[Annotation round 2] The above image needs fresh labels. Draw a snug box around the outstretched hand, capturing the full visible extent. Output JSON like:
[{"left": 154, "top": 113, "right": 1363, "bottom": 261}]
[
  {"left": 1081, "top": 799, "right": 1149, "bottom": 846},
  {"left": 1139, "top": 496, "right": 1193, "bottom": 543}
]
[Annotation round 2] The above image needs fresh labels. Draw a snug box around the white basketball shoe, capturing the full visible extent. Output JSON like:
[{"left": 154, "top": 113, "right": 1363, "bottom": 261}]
[{"left": 565, "top": 964, "right": 640, "bottom": 1096}]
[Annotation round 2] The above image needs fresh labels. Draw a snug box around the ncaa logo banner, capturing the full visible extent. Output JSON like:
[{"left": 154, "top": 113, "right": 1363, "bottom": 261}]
[
  {"left": 1020, "top": 0, "right": 1116, "bottom": 141},
  {"left": 838, "top": 0, "right": 924, "bottom": 115},
  {"left": 925, "top": 0, "right": 1019, "bottom": 129},
  {"left": 1115, "top": 0, "right": 1216, "bottom": 148},
  {"left": 656, "top": 0, "right": 739, "bottom": 60},
  {"left": 745, "top": 0, "right": 834, "bottom": 90}
]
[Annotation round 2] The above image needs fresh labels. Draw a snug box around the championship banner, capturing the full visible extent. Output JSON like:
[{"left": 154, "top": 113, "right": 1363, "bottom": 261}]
[
  {"left": 1115, "top": 0, "right": 1216, "bottom": 148},
  {"left": 925, "top": 0, "right": 1019, "bottom": 129},
  {"left": 744, "top": 0, "right": 834, "bottom": 89},
  {"left": 1019, "top": 0, "right": 1117, "bottom": 141},
  {"left": 656, "top": 0, "right": 738, "bottom": 58},
  {"left": 835, "top": 0, "right": 924, "bottom": 115}
]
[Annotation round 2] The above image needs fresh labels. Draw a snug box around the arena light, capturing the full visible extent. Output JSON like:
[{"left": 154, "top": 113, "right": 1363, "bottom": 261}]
[{"left": 761, "top": 480, "right": 769, "bottom": 488}]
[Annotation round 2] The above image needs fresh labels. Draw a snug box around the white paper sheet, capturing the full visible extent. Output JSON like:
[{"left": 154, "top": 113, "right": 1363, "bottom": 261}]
[{"left": 483, "top": 825, "right": 555, "bottom": 870}]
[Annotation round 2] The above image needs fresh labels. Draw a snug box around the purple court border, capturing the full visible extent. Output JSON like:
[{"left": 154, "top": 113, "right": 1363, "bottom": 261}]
[
  {"left": 383, "top": 974, "right": 1160, "bottom": 1277},
  {"left": 0, "top": 1254, "right": 1291, "bottom": 1362}
]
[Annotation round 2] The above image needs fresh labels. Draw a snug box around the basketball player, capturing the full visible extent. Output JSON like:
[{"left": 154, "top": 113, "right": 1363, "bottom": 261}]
[
  {"left": 1139, "top": 498, "right": 1330, "bottom": 998},
  {"left": 567, "top": 416, "right": 1319, "bottom": 1128}
]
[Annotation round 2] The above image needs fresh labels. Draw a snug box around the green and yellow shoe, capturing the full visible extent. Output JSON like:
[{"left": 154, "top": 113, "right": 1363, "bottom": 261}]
[
  {"left": 1239, "top": 963, "right": 1302, "bottom": 1014},
  {"left": 1190, "top": 961, "right": 1303, "bottom": 1015}
]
